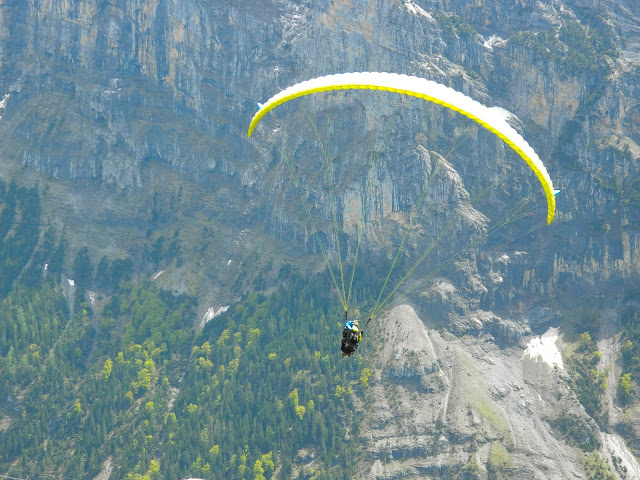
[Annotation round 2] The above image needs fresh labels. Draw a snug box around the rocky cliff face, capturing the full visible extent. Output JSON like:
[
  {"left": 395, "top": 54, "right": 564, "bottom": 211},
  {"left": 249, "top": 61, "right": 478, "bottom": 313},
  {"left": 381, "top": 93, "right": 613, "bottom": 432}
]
[
  {"left": 0, "top": 0, "right": 639, "bottom": 478},
  {"left": 1, "top": 0, "right": 638, "bottom": 300},
  {"left": 358, "top": 304, "right": 640, "bottom": 479}
]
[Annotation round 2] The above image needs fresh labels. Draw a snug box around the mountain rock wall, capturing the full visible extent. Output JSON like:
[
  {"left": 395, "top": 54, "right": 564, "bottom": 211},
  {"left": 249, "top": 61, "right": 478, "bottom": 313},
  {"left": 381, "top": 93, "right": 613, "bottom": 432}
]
[
  {"left": 0, "top": 2, "right": 639, "bottom": 475},
  {"left": 1, "top": 0, "right": 636, "bottom": 315}
]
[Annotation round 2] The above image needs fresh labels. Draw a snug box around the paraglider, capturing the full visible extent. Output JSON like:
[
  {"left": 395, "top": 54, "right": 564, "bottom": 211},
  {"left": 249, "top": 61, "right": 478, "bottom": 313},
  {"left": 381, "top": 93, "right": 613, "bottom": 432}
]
[
  {"left": 341, "top": 319, "right": 364, "bottom": 357},
  {"left": 248, "top": 72, "right": 557, "bottom": 356},
  {"left": 248, "top": 72, "right": 556, "bottom": 224}
]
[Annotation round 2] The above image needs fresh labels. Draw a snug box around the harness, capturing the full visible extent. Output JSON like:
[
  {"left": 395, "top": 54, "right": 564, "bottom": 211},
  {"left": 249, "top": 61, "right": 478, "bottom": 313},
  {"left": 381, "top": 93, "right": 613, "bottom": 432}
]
[{"left": 341, "top": 311, "right": 372, "bottom": 355}]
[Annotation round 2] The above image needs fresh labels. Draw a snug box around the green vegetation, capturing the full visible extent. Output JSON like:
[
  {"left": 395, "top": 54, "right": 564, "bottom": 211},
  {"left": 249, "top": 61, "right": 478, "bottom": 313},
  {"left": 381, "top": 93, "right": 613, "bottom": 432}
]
[
  {"left": 511, "top": 16, "right": 618, "bottom": 75},
  {"left": 471, "top": 395, "right": 510, "bottom": 442},
  {"left": 619, "top": 372, "right": 632, "bottom": 399},
  {"left": 619, "top": 287, "right": 640, "bottom": 404},
  {"left": 0, "top": 182, "right": 363, "bottom": 479},
  {"left": 1, "top": 274, "right": 362, "bottom": 479},
  {"left": 581, "top": 451, "right": 616, "bottom": 480},
  {"left": 0, "top": 181, "right": 45, "bottom": 295},
  {"left": 458, "top": 453, "right": 481, "bottom": 479},
  {"left": 550, "top": 412, "right": 600, "bottom": 452},
  {"left": 565, "top": 332, "right": 608, "bottom": 425},
  {"left": 620, "top": 299, "right": 640, "bottom": 375},
  {"left": 433, "top": 11, "right": 476, "bottom": 39},
  {"left": 166, "top": 283, "right": 361, "bottom": 480},
  {"left": 486, "top": 441, "right": 513, "bottom": 480},
  {"left": 551, "top": 305, "right": 608, "bottom": 452}
]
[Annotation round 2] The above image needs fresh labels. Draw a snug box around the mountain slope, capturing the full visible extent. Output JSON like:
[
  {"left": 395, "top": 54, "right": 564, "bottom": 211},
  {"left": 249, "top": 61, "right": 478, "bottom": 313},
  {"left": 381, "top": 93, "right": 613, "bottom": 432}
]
[{"left": 0, "top": 0, "right": 639, "bottom": 479}]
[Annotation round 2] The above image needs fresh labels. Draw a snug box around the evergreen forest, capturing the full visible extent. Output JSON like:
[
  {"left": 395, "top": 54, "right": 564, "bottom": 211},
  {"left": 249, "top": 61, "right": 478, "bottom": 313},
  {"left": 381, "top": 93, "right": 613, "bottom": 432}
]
[{"left": 0, "top": 181, "right": 366, "bottom": 480}]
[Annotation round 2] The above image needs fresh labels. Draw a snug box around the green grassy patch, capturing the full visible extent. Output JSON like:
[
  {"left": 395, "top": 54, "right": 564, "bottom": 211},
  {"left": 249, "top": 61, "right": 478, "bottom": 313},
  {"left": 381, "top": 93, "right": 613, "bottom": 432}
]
[
  {"left": 581, "top": 451, "right": 616, "bottom": 480},
  {"left": 487, "top": 441, "right": 514, "bottom": 479}
]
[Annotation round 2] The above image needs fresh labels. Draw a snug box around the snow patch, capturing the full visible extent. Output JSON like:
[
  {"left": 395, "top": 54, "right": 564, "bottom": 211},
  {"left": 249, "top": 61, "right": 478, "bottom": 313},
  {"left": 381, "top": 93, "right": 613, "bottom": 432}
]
[
  {"left": 0, "top": 93, "right": 9, "bottom": 121},
  {"left": 488, "top": 271, "right": 503, "bottom": 284},
  {"left": 483, "top": 35, "right": 506, "bottom": 51},
  {"left": 227, "top": 259, "right": 232, "bottom": 266},
  {"left": 68, "top": 279, "right": 75, "bottom": 287},
  {"left": 522, "top": 327, "right": 564, "bottom": 369},
  {"left": 404, "top": 1, "right": 432, "bottom": 19},
  {"left": 200, "top": 305, "right": 230, "bottom": 329},
  {"left": 152, "top": 270, "right": 164, "bottom": 281},
  {"left": 496, "top": 254, "right": 510, "bottom": 264}
]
